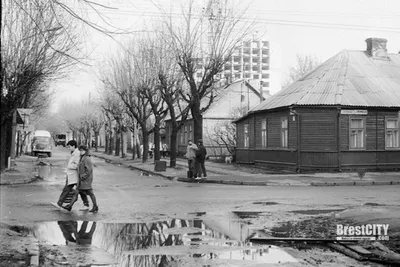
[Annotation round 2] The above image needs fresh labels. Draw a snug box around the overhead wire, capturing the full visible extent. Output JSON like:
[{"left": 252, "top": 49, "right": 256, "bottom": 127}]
[{"left": 77, "top": 7, "right": 400, "bottom": 33}]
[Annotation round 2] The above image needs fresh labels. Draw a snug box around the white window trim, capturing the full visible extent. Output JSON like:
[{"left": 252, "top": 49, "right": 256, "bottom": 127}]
[
  {"left": 281, "top": 117, "right": 288, "bottom": 148},
  {"left": 244, "top": 124, "right": 249, "bottom": 148},
  {"left": 261, "top": 119, "right": 267, "bottom": 147},
  {"left": 385, "top": 117, "right": 400, "bottom": 150},
  {"left": 349, "top": 116, "right": 366, "bottom": 150}
]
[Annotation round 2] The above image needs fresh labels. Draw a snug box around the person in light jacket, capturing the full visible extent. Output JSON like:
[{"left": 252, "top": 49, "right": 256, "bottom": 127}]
[
  {"left": 73, "top": 145, "right": 98, "bottom": 213},
  {"left": 57, "top": 140, "right": 89, "bottom": 210},
  {"left": 185, "top": 140, "right": 198, "bottom": 179}
]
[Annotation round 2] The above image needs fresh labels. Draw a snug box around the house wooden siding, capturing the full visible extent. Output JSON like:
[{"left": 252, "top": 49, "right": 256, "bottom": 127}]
[{"left": 235, "top": 107, "right": 400, "bottom": 171}]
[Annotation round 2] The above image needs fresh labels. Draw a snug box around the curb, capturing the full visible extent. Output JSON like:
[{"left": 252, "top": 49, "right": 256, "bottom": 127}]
[
  {"left": 311, "top": 181, "right": 400, "bottom": 186},
  {"left": 0, "top": 176, "right": 40, "bottom": 186},
  {"left": 92, "top": 154, "right": 177, "bottom": 181},
  {"left": 177, "top": 178, "right": 293, "bottom": 186},
  {"left": 128, "top": 164, "right": 176, "bottom": 181}
]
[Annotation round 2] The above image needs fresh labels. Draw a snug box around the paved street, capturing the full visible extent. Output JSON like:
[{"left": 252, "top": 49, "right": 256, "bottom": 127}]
[{"left": 1, "top": 147, "right": 400, "bottom": 266}]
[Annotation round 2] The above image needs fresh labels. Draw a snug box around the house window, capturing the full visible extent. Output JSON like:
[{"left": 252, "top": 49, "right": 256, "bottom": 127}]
[
  {"left": 189, "top": 125, "right": 192, "bottom": 143},
  {"left": 349, "top": 117, "right": 365, "bottom": 149},
  {"left": 385, "top": 118, "right": 399, "bottom": 149},
  {"left": 261, "top": 119, "right": 267, "bottom": 147},
  {"left": 244, "top": 124, "right": 249, "bottom": 148},
  {"left": 281, "top": 117, "right": 288, "bottom": 148}
]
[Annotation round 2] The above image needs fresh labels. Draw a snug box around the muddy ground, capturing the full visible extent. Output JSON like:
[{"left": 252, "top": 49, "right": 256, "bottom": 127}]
[{"left": 1, "top": 209, "right": 399, "bottom": 267}]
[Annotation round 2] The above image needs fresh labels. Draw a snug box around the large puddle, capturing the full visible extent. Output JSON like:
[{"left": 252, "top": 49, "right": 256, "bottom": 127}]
[{"left": 29, "top": 217, "right": 298, "bottom": 266}]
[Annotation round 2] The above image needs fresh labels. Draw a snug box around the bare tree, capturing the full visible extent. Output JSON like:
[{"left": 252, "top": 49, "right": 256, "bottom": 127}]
[
  {"left": 98, "top": 84, "right": 125, "bottom": 156},
  {"left": 162, "top": 0, "right": 253, "bottom": 142},
  {"left": 282, "top": 53, "right": 321, "bottom": 89},
  {"left": 207, "top": 106, "right": 246, "bottom": 161},
  {"left": 100, "top": 47, "right": 153, "bottom": 162},
  {"left": 133, "top": 38, "right": 170, "bottom": 162},
  {"left": 149, "top": 33, "right": 192, "bottom": 167},
  {"left": 1, "top": 0, "right": 82, "bottom": 170}
]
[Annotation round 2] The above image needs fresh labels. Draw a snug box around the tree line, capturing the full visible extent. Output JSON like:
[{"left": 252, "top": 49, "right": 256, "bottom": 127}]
[{"left": 0, "top": 0, "right": 253, "bottom": 170}]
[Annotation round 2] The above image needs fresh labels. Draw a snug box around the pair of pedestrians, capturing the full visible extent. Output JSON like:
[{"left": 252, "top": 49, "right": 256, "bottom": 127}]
[
  {"left": 186, "top": 139, "right": 207, "bottom": 180},
  {"left": 56, "top": 140, "right": 98, "bottom": 212}
]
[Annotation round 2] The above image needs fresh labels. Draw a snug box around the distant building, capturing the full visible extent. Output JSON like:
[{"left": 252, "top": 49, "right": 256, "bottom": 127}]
[
  {"left": 224, "top": 39, "right": 271, "bottom": 94},
  {"left": 234, "top": 38, "right": 400, "bottom": 171},
  {"left": 195, "top": 39, "right": 271, "bottom": 94}
]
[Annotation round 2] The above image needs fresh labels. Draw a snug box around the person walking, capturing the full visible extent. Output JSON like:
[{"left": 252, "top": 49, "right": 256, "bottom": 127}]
[
  {"left": 195, "top": 139, "right": 207, "bottom": 180},
  {"left": 185, "top": 140, "right": 198, "bottom": 179},
  {"left": 56, "top": 140, "right": 89, "bottom": 211},
  {"left": 74, "top": 145, "right": 98, "bottom": 213}
]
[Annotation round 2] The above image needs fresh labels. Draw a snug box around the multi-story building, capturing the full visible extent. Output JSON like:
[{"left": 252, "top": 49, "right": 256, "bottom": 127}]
[
  {"left": 194, "top": 39, "right": 271, "bottom": 94},
  {"left": 223, "top": 39, "right": 271, "bottom": 94}
]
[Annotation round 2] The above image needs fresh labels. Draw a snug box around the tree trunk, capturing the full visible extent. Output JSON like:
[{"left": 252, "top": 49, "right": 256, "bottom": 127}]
[
  {"left": 191, "top": 106, "right": 203, "bottom": 143},
  {"left": 16, "top": 131, "right": 21, "bottom": 157},
  {"left": 135, "top": 133, "right": 141, "bottom": 160},
  {"left": 108, "top": 127, "right": 113, "bottom": 155},
  {"left": 169, "top": 128, "right": 178, "bottom": 168},
  {"left": 94, "top": 132, "right": 99, "bottom": 152},
  {"left": 105, "top": 132, "right": 109, "bottom": 154},
  {"left": 0, "top": 120, "right": 11, "bottom": 171},
  {"left": 9, "top": 110, "right": 17, "bottom": 165},
  {"left": 121, "top": 127, "right": 126, "bottom": 158},
  {"left": 115, "top": 127, "right": 120, "bottom": 156},
  {"left": 153, "top": 117, "right": 161, "bottom": 161},
  {"left": 141, "top": 128, "right": 149, "bottom": 163}
]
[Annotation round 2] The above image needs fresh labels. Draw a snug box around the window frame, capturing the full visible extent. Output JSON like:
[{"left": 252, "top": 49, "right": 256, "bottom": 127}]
[
  {"left": 349, "top": 116, "right": 366, "bottom": 150},
  {"left": 261, "top": 119, "right": 267, "bottom": 148},
  {"left": 280, "top": 117, "right": 288, "bottom": 148},
  {"left": 244, "top": 124, "right": 249, "bottom": 148},
  {"left": 385, "top": 117, "right": 400, "bottom": 150}
]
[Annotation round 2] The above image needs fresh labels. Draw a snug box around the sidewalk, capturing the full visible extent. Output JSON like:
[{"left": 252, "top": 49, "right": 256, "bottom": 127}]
[
  {"left": 0, "top": 155, "right": 40, "bottom": 186},
  {"left": 91, "top": 149, "right": 400, "bottom": 187},
  {"left": 2, "top": 150, "right": 399, "bottom": 187}
]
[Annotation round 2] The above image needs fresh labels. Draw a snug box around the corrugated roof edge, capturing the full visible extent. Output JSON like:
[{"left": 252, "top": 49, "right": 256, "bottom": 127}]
[{"left": 233, "top": 104, "right": 400, "bottom": 124}]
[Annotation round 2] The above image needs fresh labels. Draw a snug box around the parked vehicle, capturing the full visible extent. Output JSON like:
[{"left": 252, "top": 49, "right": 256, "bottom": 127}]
[
  {"left": 31, "top": 130, "right": 53, "bottom": 157},
  {"left": 54, "top": 133, "right": 66, "bottom": 147}
]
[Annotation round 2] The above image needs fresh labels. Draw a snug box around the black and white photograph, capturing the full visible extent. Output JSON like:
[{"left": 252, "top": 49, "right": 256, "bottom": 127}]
[{"left": 1, "top": 0, "right": 400, "bottom": 266}]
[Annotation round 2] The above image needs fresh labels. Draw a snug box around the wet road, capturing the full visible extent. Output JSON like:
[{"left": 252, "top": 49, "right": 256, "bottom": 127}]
[
  {"left": 1, "top": 147, "right": 399, "bottom": 266},
  {"left": 1, "top": 147, "right": 399, "bottom": 224}
]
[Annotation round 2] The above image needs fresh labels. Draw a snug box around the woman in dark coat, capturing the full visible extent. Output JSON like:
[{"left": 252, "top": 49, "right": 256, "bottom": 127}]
[{"left": 77, "top": 145, "right": 98, "bottom": 212}]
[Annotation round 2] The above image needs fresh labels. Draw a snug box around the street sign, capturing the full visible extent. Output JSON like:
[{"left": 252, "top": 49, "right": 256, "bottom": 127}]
[
  {"left": 17, "top": 109, "right": 33, "bottom": 124},
  {"left": 16, "top": 124, "right": 34, "bottom": 132},
  {"left": 340, "top": 110, "right": 368, "bottom": 115}
]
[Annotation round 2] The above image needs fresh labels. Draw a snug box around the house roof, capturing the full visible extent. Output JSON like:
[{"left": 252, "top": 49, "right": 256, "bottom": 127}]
[
  {"left": 164, "top": 79, "right": 266, "bottom": 121},
  {"left": 246, "top": 50, "right": 400, "bottom": 115}
]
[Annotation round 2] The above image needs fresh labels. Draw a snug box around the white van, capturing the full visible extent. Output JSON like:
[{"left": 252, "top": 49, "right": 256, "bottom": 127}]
[{"left": 31, "top": 130, "right": 53, "bottom": 157}]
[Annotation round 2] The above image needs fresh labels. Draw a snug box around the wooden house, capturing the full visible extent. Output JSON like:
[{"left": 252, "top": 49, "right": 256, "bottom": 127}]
[{"left": 234, "top": 38, "right": 400, "bottom": 171}]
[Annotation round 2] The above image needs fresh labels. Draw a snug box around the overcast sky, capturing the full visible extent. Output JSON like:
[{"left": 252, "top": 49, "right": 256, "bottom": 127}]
[{"left": 51, "top": 0, "right": 400, "bottom": 111}]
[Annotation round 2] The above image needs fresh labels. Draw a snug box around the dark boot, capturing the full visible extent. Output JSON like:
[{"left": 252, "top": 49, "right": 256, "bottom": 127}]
[
  {"left": 89, "top": 206, "right": 98, "bottom": 213},
  {"left": 88, "top": 192, "right": 98, "bottom": 213}
]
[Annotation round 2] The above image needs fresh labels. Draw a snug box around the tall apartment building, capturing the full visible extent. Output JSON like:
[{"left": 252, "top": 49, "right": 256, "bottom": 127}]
[
  {"left": 195, "top": 39, "right": 271, "bottom": 94},
  {"left": 223, "top": 39, "right": 270, "bottom": 94}
]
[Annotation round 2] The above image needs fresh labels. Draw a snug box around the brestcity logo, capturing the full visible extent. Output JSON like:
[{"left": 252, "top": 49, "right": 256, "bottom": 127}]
[{"left": 336, "top": 224, "right": 389, "bottom": 241}]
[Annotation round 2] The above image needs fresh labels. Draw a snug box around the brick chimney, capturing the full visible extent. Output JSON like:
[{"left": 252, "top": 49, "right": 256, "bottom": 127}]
[{"left": 365, "top": 38, "right": 388, "bottom": 59}]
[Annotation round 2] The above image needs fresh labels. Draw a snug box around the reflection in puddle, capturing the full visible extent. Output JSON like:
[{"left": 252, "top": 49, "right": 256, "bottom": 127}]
[
  {"left": 30, "top": 218, "right": 297, "bottom": 266},
  {"left": 36, "top": 164, "right": 65, "bottom": 180}
]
